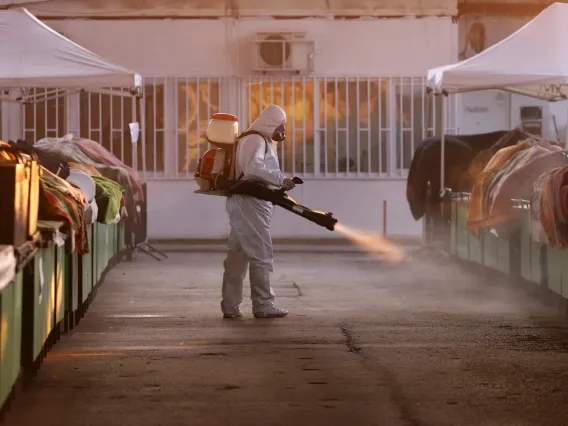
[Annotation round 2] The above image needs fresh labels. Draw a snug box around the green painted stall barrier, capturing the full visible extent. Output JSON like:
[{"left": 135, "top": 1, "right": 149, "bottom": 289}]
[
  {"left": 118, "top": 221, "right": 126, "bottom": 253},
  {"left": 469, "top": 230, "right": 483, "bottom": 265},
  {"left": 0, "top": 248, "right": 21, "bottom": 409},
  {"left": 482, "top": 231, "right": 510, "bottom": 275},
  {"left": 95, "top": 223, "right": 117, "bottom": 279},
  {"left": 453, "top": 198, "right": 483, "bottom": 264},
  {"left": 483, "top": 231, "right": 498, "bottom": 271},
  {"left": 450, "top": 202, "right": 457, "bottom": 256},
  {"left": 544, "top": 244, "right": 568, "bottom": 298},
  {"left": 22, "top": 221, "right": 64, "bottom": 365},
  {"left": 546, "top": 246, "right": 563, "bottom": 296},
  {"left": 66, "top": 252, "right": 79, "bottom": 321},
  {"left": 96, "top": 223, "right": 104, "bottom": 282},
  {"left": 80, "top": 225, "right": 94, "bottom": 304},
  {"left": 456, "top": 202, "right": 469, "bottom": 260},
  {"left": 561, "top": 250, "right": 568, "bottom": 298},
  {"left": 54, "top": 245, "right": 66, "bottom": 327},
  {"left": 519, "top": 207, "right": 543, "bottom": 285}
]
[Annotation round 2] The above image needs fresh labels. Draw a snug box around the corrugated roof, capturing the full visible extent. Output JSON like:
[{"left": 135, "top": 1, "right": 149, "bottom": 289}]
[{"left": 12, "top": 0, "right": 458, "bottom": 18}]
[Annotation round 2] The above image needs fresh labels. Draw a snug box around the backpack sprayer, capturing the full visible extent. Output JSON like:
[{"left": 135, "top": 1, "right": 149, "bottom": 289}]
[{"left": 193, "top": 113, "right": 338, "bottom": 232}]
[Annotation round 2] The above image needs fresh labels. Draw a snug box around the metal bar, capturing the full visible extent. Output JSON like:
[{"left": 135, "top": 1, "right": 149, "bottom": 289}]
[
  {"left": 120, "top": 92, "right": 125, "bottom": 163},
  {"left": 21, "top": 96, "right": 25, "bottom": 138},
  {"left": 140, "top": 88, "right": 147, "bottom": 175},
  {"left": 410, "top": 77, "right": 415, "bottom": 165},
  {"left": 98, "top": 92, "right": 102, "bottom": 143},
  {"left": 153, "top": 78, "right": 157, "bottom": 175},
  {"left": 367, "top": 78, "right": 371, "bottom": 175},
  {"left": 196, "top": 77, "right": 201, "bottom": 161},
  {"left": 88, "top": 89, "right": 92, "bottom": 142},
  {"left": 33, "top": 89, "right": 37, "bottom": 141},
  {"left": 324, "top": 77, "right": 328, "bottom": 175},
  {"left": 248, "top": 77, "right": 252, "bottom": 130},
  {"left": 290, "top": 78, "right": 295, "bottom": 175},
  {"left": 335, "top": 77, "right": 338, "bottom": 175},
  {"left": 378, "top": 78, "right": 382, "bottom": 174},
  {"left": 313, "top": 76, "right": 320, "bottom": 176},
  {"left": 174, "top": 77, "right": 179, "bottom": 177},
  {"left": 185, "top": 77, "right": 190, "bottom": 177},
  {"left": 280, "top": 78, "right": 284, "bottom": 164},
  {"left": 302, "top": 77, "right": 306, "bottom": 175},
  {"left": 83, "top": 88, "right": 134, "bottom": 98},
  {"left": 141, "top": 82, "right": 147, "bottom": 175},
  {"left": 399, "top": 77, "right": 403, "bottom": 171},
  {"left": 356, "top": 77, "right": 360, "bottom": 175},
  {"left": 345, "top": 77, "right": 349, "bottom": 175},
  {"left": 207, "top": 77, "right": 212, "bottom": 147},
  {"left": 110, "top": 88, "right": 114, "bottom": 153},
  {"left": 43, "top": 88, "right": 47, "bottom": 139},
  {"left": 422, "top": 77, "right": 426, "bottom": 139},
  {"left": 131, "top": 95, "right": 138, "bottom": 173},
  {"left": 22, "top": 88, "right": 62, "bottom": 102},
  {"left": 55, "top": 89, "right": 59, "bottom": 137},
  {"left": 440, "top": 96, "right": 447, "bottom": 189},
  {"left": 430, "top": 88, "right": 444, "bottom": 135}
]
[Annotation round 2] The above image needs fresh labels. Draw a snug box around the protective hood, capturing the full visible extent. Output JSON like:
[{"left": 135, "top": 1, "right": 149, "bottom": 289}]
[{"left": 247, "top": 105, "right": 286, "bottom": 140}]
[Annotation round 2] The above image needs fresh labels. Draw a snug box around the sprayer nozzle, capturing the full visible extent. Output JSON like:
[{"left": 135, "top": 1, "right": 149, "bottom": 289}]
[
  {"left": 301, "top": 209, "right": 338, "bottom": 231},
  {"left": 325, "top": 218, "right": 338, "bottom": 231}
]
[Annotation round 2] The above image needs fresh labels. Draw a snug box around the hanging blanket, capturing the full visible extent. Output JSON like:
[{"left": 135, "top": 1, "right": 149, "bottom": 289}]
[
  {"left": 92, "top": 176, "right": 124, "bottom": 224},
  {"left": 73, "top": 136, "right": 144, "bottom": 203},
  {"left": 39, "top": 168, "right": 88, "bottom": 254},
  {"left": 467, "top": 142, "right": 532, "bottom": 231},
  {"left": 530, "top": 170, "right": 553, "bottom": 243},
  {"left": 467, "top": 129, "right": 536, "bottom": 181},
  {"left": 468, "top": 141, "right": 564, "bottom": 232},
  {"left": 489, "top": 143, "right": 564, "bottom": 216},
  {"left": 34, "top": 134, "right": 137, "bottom": 224},
  {"left": 532, "top": 166, "right": 568, "bottom": 247}
]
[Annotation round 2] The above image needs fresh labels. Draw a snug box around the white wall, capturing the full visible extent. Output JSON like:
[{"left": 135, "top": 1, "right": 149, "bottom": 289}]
[
  {"left": 41, "top": 17, "right": 456, "bottom": 239},
  {"left": 48, "top": 17, "right": 456, "bottom": 77},
  {"left": 147, "top": 179, "right": 415, "bottom": 239}
]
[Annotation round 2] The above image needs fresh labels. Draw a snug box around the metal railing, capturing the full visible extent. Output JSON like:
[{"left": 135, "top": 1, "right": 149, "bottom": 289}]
[
  {"left": 22, "top": 88, "right": 67, "bottom": 143},
  {"left": 22, "top": 76, "right": 458, "bottom": 179}
]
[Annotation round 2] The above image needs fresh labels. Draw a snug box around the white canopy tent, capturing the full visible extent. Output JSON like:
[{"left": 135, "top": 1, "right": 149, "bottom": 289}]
[
  {"left": 425, "top": 2, "right": 568, "bottom": 189},
  {"left": 0, "top": 7, "right": 143, "bottom": 168},
  {"left": 0, "top": 7, "right": 141, "bottom": 99}
]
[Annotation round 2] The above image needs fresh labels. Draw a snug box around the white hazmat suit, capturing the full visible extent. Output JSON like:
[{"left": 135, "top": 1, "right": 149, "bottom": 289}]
[{"left": 221, "top": 105, "right": 289, "bottom": 319}]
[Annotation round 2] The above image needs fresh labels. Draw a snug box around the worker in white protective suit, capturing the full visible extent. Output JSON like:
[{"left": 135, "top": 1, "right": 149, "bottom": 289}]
[{"left": 221, "top": 105, "right": 296, "bottom": 319}]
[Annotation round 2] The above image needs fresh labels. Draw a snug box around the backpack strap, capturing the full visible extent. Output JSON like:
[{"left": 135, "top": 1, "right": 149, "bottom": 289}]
[{"left": 235, "top": 130, "right": 270, "bottom": 181}]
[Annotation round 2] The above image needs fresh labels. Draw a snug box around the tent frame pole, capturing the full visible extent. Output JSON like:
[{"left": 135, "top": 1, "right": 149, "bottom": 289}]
[{"left": 440, "top": 95, "right": 447, "bottom": 191}]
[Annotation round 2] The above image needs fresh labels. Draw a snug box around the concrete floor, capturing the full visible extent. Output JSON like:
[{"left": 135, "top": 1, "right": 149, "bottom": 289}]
[{"left": 4, "top": 248, "right": 568, "bottom": 426}]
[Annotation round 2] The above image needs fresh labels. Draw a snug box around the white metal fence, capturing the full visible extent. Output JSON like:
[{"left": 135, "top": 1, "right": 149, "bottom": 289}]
[{"left": 22, "top": 76, "right": 458, "bottom": 179}]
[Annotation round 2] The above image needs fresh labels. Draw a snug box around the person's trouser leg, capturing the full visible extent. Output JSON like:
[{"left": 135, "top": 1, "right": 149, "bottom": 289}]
[
  {"left": 248, "top": 251, "right": 276, "bottom": 312},
  {"left": 226, "top": 195, "right": 279, "bottom": 313},
  {"left": 221, "top": 212, "right": 248, "bottom": 316}
]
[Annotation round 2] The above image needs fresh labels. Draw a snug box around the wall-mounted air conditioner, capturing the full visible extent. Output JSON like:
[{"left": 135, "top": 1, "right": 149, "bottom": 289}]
[
  {"left": 253, "top": 32, "right": 315, "bottom": 75},
  {"left": 520, "top": 106, "right": 543, "bottom": 137}
]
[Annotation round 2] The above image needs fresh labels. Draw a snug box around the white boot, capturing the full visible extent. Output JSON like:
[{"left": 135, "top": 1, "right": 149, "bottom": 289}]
[
  {"left": 223, "top": 309, "right": 244, "bottom": 319},
  {"left": 253, "top": 305, "right": 288, "bottom": 319}
]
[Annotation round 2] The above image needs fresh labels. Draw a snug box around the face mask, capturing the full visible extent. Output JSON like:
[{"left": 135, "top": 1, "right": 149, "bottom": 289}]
[{"left": 272, "top": 124, "right": 286, "bottom": 142}]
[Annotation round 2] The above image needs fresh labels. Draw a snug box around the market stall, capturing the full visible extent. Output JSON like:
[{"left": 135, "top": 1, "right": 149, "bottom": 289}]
[
  {"left": 425, "top": 2, "right": 568, "bottom": 307},
  {"left": 0, "top": 8, "right": 144, "bottom": 416}
]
